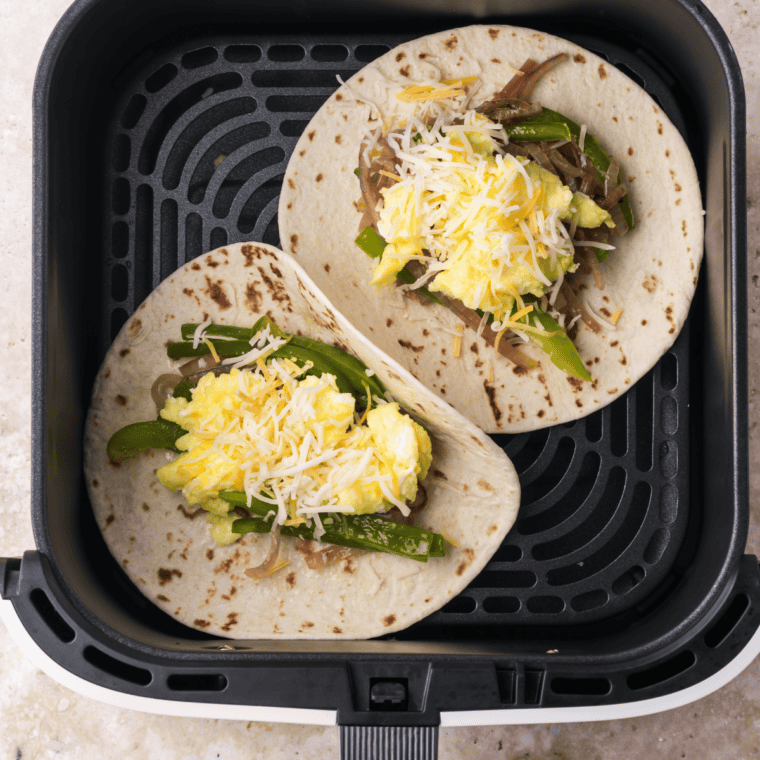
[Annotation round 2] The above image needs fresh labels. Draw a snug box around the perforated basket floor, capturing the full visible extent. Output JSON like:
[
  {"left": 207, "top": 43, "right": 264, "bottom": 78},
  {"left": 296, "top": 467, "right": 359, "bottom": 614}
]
[{"left": 101, "top": 33, "right": 692, "bottom": 634}]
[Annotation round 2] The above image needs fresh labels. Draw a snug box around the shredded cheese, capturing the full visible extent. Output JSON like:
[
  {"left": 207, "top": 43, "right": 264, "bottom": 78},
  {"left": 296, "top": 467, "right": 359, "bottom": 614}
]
[
  {"left": 611, "top": 309, "right": 623, "bottom": 325},
  {"left": 453, "top": 324, "right": 463, "bottom": 358},
  {"left": 204, "top": 338, "right": 220, "bottom": 364}
]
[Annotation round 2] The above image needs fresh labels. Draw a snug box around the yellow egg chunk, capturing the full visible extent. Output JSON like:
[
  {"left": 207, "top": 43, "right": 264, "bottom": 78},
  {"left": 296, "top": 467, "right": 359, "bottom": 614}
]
[
  {"left": 154, "top": 360, "right": 432, "bottom": 542},
  {"left": 373, "top": 113, "right": 613, "bottom": 316}
]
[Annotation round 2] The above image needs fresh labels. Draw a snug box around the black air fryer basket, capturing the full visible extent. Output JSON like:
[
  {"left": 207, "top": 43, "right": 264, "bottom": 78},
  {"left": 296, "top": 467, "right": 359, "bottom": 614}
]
[{"left": 0, "top": 0, "right": 752, "bottom": 757}]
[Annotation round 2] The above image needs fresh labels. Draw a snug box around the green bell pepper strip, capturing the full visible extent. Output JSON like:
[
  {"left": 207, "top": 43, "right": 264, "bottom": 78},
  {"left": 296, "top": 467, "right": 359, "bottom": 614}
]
[
  {"left": 222, "top": 491, "right": 445, "bottom": 562},
  {"left": 505, "top": 108, "right": 635, "bottom": 233},
  {"left": 511, "top": 305, "right": 592, "bottom": 383},
  {"left": 503, "top": 121, "right": 573, "bottom": 143},
  {"left": 267, "top": 344, "right": 354, "bottom": 396},
  {"left": 354, "top": 227, "right": 444, "bottom": 306},
  {"left": 289, "top": 336, "right": 386, "bottom": 402},
  {"left": 172, "top": 378, "right": 193, "bottom": 401},
  {"left": 106, "top": 419, "right": 186, "bottom": 463},
  {"left": 179, "top": 321, "right": 386, "bottom": 406},
  {"left": 167, "top": 339, "right": 253, "bottom": 360}
]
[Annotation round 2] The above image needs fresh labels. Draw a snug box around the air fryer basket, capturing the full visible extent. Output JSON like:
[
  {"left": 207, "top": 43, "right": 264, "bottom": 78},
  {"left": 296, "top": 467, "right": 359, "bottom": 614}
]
[{"left": 1, "top": 0, "right": 751, "bottom": 752}]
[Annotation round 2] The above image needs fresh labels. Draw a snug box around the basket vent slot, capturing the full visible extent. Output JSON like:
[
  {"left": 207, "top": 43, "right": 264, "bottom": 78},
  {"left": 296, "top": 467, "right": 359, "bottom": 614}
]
[
  {"left": 661, "top": 352, "right": 678, "bottom": 390},
  {"left": 524, "top": 669, "right": 544, "bottom": 704},
  {"left": 626, "top": 650, "right": 696, "bottom": 691},
  {"left": 182, "top": 47, "right": 219, "bottom": 70},
  {"left": 30, "top": 589, "right": 75, "bottom": 643},
  {"left": 167, "top": 673, "right": 227, "bottom": 691},
  {"left": 83, "top": 646, "right": 152, "bottom": 686},
  {"left": 482, "top": 596, "right": 520, "bottom": 614},
  {"left": 551, "top": 676, "right": 611, "bottom": 696},
  {"left": 267, "top": 44, "right": 305, "bottom": 62},
  {"left": 145, "top": 63, "right": 178, "bottom": 93},
  {"left": 120, "top": 94, "right": 147, "bottom": 129},
  {"left": 440, "top": 596, "right": 476, "bottom": 614},
  {"left": 495, "top": 668, "right": 516, "bottom": 704},
  {"left": 354, "top": 44, "right": 389, "bottom": 63},
  {"left": 224, "top": 45, "right": 261, "bottom": 63},
  {"left": 311, "top": 44, "right": 348, "bottom": 62},
  {"left": 704, "top": 594, "right": 750, "bottom": 649}
]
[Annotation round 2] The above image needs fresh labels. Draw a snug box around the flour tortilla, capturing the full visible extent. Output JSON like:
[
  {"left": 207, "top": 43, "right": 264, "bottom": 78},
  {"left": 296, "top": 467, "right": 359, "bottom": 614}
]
[
  {"left": 84, "top": 243, "right": 520, "bottom": 639},
  {"left": 278, "top": 25, "right": 703, "bottom": 433}
]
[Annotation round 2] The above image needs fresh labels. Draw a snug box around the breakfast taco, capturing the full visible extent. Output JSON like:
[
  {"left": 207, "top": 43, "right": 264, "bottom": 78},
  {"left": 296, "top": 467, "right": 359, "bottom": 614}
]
[
  {"left": 84, "top": 243, "right": 520, "bottom": 639},
  {"left": 278, "top": 25, "right": 703, "bottom": 433}
]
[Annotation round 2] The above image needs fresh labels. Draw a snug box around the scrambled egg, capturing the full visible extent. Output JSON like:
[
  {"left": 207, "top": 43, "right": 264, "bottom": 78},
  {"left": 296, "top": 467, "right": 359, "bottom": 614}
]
[
  {"left": 155, "top": 361, "right": 431, "bottom": 545},
  {"left": 373, "top": 116, "right": 613, "bottom": 321}
]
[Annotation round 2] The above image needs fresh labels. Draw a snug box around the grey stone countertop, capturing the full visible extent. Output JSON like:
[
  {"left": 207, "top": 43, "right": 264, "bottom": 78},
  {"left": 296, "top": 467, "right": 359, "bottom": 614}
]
[{"left": 1, "top": 0, "right": 758, "bottom": 757}]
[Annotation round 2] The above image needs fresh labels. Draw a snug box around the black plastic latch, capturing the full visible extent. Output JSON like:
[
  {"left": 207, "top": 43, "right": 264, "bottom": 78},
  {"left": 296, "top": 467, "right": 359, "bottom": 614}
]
[
  {"left": 370, "top": 679, "right": 409, "bottom": 711},
  {"left": 0, "top": 557, "right": 22, "bottom": 599}
]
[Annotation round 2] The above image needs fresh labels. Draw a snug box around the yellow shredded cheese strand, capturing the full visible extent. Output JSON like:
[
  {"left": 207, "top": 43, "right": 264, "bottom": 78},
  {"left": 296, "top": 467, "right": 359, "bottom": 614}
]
[
  {"left": 378, "top": 169, "right": 403, "bottom": 182},
  {"left": 204, "top": 338, "right": 220, "bottom": 363},
  {"left": 511, "top": 304, "right": 534, "bottom": 323},
  {"left": 453, "top": 324, "right": 463, "bottom": 358},
  {"left": 440, "top": 531, "right": 460, "bottom": 548},
  {"left": 611, "top": 309, "right": 623, "bottom": 325},
  {"left": 251, "top": 558, "right": 289, "bottom": 580}
]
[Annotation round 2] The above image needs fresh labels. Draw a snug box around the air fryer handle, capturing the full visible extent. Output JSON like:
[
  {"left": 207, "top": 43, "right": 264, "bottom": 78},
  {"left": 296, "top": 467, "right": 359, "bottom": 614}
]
[{"left": 340, "top": 726, "right": 439, "bottom": 760}]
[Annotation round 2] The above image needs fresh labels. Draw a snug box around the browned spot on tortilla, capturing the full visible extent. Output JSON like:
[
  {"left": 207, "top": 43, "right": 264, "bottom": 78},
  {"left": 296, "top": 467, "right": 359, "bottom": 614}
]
[
  {"left": 241, "top": 244, "right": 256, "bottom": 266},
  {"left": 443, "top": 34, "right": 458, "bottom": 50},
  {"left": 119, "top": 349, "right": 130, "bottom": 358},
  {"left": 322, "top": 263, "right": 331, "bottom": 274},
  {"left": 432, "top": 468, "right": 447, "bottom": 481},
  {"left": 399, "top": 65, "right": 410, "bottom": 77},
  {"left": 308, "top": 130, "right": 315, "bottom": 141},
  {"left": 335, "top": 93, "right": 343, "bottom": 101},
  {"left": 214, "top": 547, "right": 242, "bottom": 575},
  {"left": 418, "top": 52, "right": 429, "bottom": 59},
  {"left": 92, "top": 479, "right": 99, "bottom": 488},
  {"left": 383, "top": 614, "right": 396, "bottom": 627},
  {"left": 115, "top": 394, "right": 127, "bottom": 406},
  {"left": 203, "top": 276, "right": 231, "bottom": 310},
  {"left": 158, "top": 568, "right": 182, "bottom": 586},
  {"left": 316, "top": 173, "right": 323, "bottom": 182},
  {"left": 257, "top": 265, "right": 293, "bottom": 311},
  {"left": 682, "top": 220, "right": 687, "bottom": 237},
  {"left": 574, "top": 53, "right": 586, "bottom": 63},
  {"left": 191, "top": 262, "right": 201, "bottom": 271},
  {"left": 600, "top": 307, "right": 611, "bottom": 318},
  {"left": 206, "top": 548, "right": 215, "bottom": 561},
  {"left": 641, "top": 319, "right": 648, "bottom": 326},
  {"left": 566, "top": 376, "right": 583, "bottom": 392},
  {"left": 512, "top": 365, "right": 528, "bottom": 376},
  {"left": 598, "top": 64, "right": 607, "bottom": 79},
  {"left": 287, "top": 178, "right": 296, "bottom": 191},
  {"left": 333, "top": 626, "right": 343, "bottom": 634},
  {"left": 245, "top": 282, "right": 262, "bottom": 313},
  {"left": 183, "top": 287, "right": 194, "bottom": 298},
  {"left": 488, "top": 28, "right": 500, "bottom": 39},
  {"left": 483, "top": 381, "right": 502, "bottom": 424},
  {"left": 205, "top": 255, "right": 219, "bottom": 268},
  {"left": 642, "top": 275, "right": 658, "bottom": 293},
  {"left": 104, "top": 514, "right": 114, "bottom": 528},
  {"left": 491, "top": 58, "right": 501, "bottom": 63},
  {"left": 194, "top": 619, "right": 211, "bottom": 629},
  {"left": 575, "top": 399, "right": 583, "bottom": 408},
  {"left": 157, "top": 594, "right": 169, "bottom": 602},
  {"left": 343, "top": 560, "right": 357, "bottom": 574},
  {"left": 470, "top": 342, "right": 479, "bottom": 354},
  {"left": 285, "top": 572, "right": 296, "bottom": 589},
  {"left": 456, "top": 548, "right": 476, "bottom": 576},
  {"left": 396, "top": 51, "right": 406, "bottom": 61},
  {"left": 221, "top": 612, "right": 239, "bottom": 632},
  {"left": 302, "top": 621, "right": 314, "bottom": 628},
  {"left": 104, "top": 370, "right": 110, "bottom": 378},
  {"left": 538, "top": 409, "right": 545, "bottom": 418},
  {"left": 398, "top": 339, "right": 423, "bottom": 353},
  {"left": 440, "top": 388, "right": 446, "bottom": 395},
  {"left": 657, "top": 121, "right": 663, "bottom": 135},
  {"left": 610, "top": 340, "right": 619, "bottom": 348},
  {"left": 665, "top": 150, "right": 670, "bottom": 157},
  {"left": 477, "top": 479, "right": 494, "bottom": 492},
  {"left": 628, "top": 147, "right": 634, "bottom": 156},
  {"left": 620, "top": 355, "right": 628, "bottom": 365},
  {"left": 612, "top": 116, "right": 618, "bottom": 122}
]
